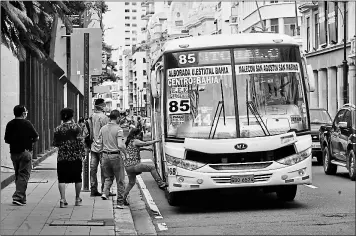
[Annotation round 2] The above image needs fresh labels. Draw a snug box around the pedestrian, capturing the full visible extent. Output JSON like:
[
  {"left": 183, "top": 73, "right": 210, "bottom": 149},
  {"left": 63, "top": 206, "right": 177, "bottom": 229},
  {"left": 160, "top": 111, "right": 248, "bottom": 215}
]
[
  {"left": 4, "top": 105, "right": 39, "bottom": 206},
  {"left": 94, "top": 110, "right": 126, "bottom": 208},
  {"left": 89, "top": 98, "right": 115, "bottom": 197},
  {"left": 53, "top": 108, "right": 85, "bottom": 208},
  {"left": 122, "top": 128, "right": 167, "bottom": 205}
]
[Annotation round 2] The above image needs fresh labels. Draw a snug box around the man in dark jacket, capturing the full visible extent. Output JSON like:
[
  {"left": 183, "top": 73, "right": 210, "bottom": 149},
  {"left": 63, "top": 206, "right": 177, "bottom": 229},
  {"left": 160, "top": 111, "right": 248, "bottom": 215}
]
[{"left": 4, "top": 105, "right": 39, "bottom": 206}]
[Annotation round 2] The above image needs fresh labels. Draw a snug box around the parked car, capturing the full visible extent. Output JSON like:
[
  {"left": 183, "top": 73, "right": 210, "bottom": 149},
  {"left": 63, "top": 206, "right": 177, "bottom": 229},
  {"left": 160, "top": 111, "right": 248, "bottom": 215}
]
[
  {"left": 309, "top": 108, "right": 332, "bottom": 164},
  {"left": 319, "top": 104, "right": 356, "bottom": 181}
]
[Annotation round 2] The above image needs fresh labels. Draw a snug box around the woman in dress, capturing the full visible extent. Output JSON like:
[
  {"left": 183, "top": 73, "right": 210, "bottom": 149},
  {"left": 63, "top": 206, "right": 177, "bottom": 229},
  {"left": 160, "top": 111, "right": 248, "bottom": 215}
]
[
  {"left": 122, "top": 128, "right": 167, "bottom": 205},
  {"left": 53, "top": 108, "right": 85, "bottom": 208}
]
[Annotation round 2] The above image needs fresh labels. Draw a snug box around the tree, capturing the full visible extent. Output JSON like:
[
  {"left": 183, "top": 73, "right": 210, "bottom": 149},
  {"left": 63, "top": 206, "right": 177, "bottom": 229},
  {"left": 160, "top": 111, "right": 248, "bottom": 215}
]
[{"left": 1, "top": 1, "right": 72, "bottom": 61}]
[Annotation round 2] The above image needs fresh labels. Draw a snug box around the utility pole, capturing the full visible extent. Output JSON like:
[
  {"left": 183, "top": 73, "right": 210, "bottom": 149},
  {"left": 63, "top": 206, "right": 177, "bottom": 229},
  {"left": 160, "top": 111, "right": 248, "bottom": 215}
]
[
  {"left": 255, "top": 1, "right": 266, "bottom": 31},
  {"left": 343, "top": 1, "right": 348, "bottom": 104},
  {"left": 140, "top": 89, "right": 143, "bottom": 117},
  {"left": 294, "top": 1, "right": 300, "bottom": 35},
  {"left": 83, "top": 32, "right": 90, "bottom": 192}
]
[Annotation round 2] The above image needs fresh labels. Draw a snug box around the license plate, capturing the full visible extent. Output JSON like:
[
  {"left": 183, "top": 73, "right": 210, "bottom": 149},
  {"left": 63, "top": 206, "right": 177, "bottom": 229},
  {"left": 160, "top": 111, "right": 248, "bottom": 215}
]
[
  {"left": 312, "top": 142, "right": 320, "bottom": 148},
  {"left": 231, "top": 175, "right": 254, "bottom": 184}
]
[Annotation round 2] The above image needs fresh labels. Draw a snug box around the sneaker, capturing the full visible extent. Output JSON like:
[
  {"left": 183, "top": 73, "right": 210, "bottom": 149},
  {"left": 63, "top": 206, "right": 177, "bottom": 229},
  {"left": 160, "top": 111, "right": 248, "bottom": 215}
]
[
  {"left": 158, "top": 183, "right": 168, "bottom": 190},
  {"left": 109, "top": 192, "right": 116, "bottom": 196},
  {"left": 60, "top": 199, "right": 66, "bottom": 208},
  {"left": 115, "top": 205, "right": 124, "bottom": 209},
  {"left": 13, "top": 200, "right": 26, "bottom": 206},
  {"left": 91, "top": 191, "right": 102, "bottom": 197},
  {"left": 123, "top": 197, "right": 130, "bottom": 206},
  {"left": 101, "top": 194, "right": 108, "bottom": 200}
]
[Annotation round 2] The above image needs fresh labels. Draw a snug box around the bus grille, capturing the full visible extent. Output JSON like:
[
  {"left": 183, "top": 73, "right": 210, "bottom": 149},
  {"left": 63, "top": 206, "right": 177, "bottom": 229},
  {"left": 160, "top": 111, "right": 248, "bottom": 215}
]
[
  {"left": 185, "top": 145, "right": 296, "bottom": 164},
  {"left": 209, "top": 162, "right": 272, "bottom": 170},
  {"left": 211, "top": 173, "right": 272, "bottom": 184}
]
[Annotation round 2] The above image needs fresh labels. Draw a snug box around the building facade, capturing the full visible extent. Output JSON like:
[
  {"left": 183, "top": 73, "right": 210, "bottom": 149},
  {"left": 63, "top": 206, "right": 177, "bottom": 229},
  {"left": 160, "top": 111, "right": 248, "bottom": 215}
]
[{"left": 299, "top": 1, "right": 356, "bottom": 117}]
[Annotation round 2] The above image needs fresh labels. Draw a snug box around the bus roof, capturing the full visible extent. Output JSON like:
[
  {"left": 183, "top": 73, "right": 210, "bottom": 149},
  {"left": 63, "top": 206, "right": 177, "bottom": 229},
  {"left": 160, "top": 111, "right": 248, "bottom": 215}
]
[{"left": 163, "top": 33, "right": 299, "bottom": 53}]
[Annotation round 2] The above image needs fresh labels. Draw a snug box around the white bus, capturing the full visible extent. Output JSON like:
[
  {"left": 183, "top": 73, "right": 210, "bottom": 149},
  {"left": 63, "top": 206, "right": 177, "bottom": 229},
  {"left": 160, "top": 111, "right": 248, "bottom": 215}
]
[{"left": 149, "top": 33, "right": 315, "bottom": 206}]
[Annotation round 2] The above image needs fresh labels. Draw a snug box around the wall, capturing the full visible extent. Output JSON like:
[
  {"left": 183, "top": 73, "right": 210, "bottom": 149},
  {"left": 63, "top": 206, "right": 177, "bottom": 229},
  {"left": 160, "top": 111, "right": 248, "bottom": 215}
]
[{"left": 1, "top": 45, "right": 20, "bottom": 170}]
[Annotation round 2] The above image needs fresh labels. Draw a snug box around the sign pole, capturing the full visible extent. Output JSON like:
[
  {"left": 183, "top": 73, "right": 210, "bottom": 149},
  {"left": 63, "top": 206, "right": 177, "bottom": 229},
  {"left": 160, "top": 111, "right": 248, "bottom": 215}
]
[{"left": 83, "top": 33, "right": 90, "bottom": 192}]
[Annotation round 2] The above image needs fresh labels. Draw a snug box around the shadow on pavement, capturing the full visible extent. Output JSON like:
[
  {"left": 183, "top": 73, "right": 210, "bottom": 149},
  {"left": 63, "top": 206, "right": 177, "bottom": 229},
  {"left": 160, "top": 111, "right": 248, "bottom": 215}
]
[{"left": 173, "top": 187, "right": 306, "bottom": 214}]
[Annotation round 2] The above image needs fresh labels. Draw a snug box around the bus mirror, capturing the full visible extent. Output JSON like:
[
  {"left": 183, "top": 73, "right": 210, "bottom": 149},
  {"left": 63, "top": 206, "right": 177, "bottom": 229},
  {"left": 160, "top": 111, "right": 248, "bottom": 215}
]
[
  {"left": 150, "top": 70, "right": 160, "bottom": 98},
  {"left": 306, "top": 65, "right": 315, "bottom": 92}
]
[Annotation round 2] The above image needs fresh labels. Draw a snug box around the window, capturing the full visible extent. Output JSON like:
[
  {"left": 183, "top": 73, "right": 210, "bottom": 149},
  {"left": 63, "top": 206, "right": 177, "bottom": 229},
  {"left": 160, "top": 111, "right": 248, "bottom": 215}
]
[
  {"left": 125, "top": 37, "right": 130, "bottom": 40},
  {"left": 125, "top": 16, "right": 130, "bottom": 20},
  {"left": 132, "top": 38, "right": 136, "bottom": 41},
  {"left": 132, "top": 30, "right": 137, "bottom": 34},
  {"left": 344, "top": 2, "right": 348, "bottom": 41},
  {"left": 132, "top": 2, "right": 136, "bottom": 5},
  {"left": 133, "top": 16, "right": 137, "bottom": 20},
  {"left": 125, "top": 23, "right": 130, "bottom": 27},
  {"left": 143, "top": 70, "right": 147, "bottom": 76},
  {"left": 333, "top": 109, "right": 347, "bottom": 126},
  {"left": 132, "top": 9, "right": 137, "bottom": 12},
  {"left": 307, "top": 17, "right": 310, "bottom": 51},
  {"left": 143, "top": 58, "right": 146, "bottom": 63},
  {"left": 143, "top": 82, "right": 147, "bottom": 88},
  {"left": 314, "top": 13, "right": 319, "bottom": 48},
  {"left": 284, "top": 17, "right": 296, "bottom": 36},
  {"left": 125, "top": 2, "right": 129, "bottom": 5},
  {"left": 175, "top": 20, "right": 183, "bottom": 26},
  {"left": 270, "top": 1, "right": 278, "bottom": 3},
  {"left": 125, "top": 30, "right": 130, "bottom": 33},
  {"left": 270, "top": 18, "right": 279, "bottom": 33},
  {"left": 132, "top": 24, "right": 137, "bottom": 27},
  {"left": 125, "top": 9, "right": 129, "bottom": 12},
  {"left": 327, "top": 2, "right": 338, "bottom": 44}
]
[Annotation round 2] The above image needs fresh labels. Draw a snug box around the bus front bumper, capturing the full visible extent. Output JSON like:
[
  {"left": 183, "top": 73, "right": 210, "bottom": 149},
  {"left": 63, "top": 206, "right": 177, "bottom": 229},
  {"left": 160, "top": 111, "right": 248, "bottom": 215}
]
[{"left": 167, "top": 156, "right": 312, "bottom": 193}]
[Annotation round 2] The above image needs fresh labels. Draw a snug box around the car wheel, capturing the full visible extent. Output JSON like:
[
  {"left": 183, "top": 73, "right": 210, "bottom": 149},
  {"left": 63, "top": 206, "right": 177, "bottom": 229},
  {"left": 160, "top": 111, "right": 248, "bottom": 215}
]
[
  {"left": 276, "top": 185, "right": 297, "bottom": 201},
  {"left": 165, "top": 189, "right": 182, "bottom": 206},
  {"left": 323, "top": 146, "right": 337, "bottom": 175},
  {"left": 348, "top": 150, "right": 356, "bottom": 181}
]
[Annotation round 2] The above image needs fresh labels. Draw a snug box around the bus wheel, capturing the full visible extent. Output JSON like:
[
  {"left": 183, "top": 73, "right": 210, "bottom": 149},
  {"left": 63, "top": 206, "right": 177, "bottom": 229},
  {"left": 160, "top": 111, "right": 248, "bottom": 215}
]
[
  {"left": 165, "top": 189, "right": 181, "bottom": 206},
  {"left": 276, "top": 185, "right": 297, "bottom": 201}
]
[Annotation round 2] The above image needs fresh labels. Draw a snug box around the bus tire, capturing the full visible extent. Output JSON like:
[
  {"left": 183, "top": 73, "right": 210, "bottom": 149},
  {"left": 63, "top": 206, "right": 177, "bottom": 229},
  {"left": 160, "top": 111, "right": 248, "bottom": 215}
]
[
  {"left": 276, "top": 185, "right": 297, "bottom": 201},
  {"left": 165, "top": 189, "right": 181, "bottom": 206}
]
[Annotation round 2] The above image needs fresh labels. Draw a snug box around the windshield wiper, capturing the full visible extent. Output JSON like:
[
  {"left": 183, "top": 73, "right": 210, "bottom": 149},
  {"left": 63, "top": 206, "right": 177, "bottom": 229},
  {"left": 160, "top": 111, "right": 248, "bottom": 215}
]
[
  {"left": 209, "top": 81, "right": 226, "bottom": 139},
  {"left": 247, "top": 100, "right": 271, "bottom": 136}
]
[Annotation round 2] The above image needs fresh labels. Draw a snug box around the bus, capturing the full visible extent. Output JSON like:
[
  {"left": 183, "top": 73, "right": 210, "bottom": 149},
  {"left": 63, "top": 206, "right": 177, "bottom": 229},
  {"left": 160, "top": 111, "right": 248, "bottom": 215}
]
[{"left": 149, "top": 33, "right": 315, "bottom": 206}]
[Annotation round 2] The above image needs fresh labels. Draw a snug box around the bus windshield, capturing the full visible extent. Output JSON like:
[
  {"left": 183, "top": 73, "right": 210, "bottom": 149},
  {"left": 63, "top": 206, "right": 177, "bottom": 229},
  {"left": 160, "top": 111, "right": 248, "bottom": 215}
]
[{"left": 164, "top": 46, "right": 309, "bottom": 139}]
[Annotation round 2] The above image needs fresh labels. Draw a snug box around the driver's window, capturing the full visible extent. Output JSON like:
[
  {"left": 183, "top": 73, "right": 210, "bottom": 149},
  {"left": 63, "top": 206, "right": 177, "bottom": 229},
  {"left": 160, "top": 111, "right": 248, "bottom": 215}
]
[
  {"left": 334, "top": 110, "right": 346, "bottom": 127},
  {"left": 344, "top": 111, "right": 352, "bottom": 128}
]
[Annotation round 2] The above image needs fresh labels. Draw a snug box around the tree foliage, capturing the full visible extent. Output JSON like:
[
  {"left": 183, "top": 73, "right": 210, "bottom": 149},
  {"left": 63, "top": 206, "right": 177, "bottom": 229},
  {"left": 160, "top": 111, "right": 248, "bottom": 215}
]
[{"left": 1, "top": 1, "right": 72, "bottom": 60}]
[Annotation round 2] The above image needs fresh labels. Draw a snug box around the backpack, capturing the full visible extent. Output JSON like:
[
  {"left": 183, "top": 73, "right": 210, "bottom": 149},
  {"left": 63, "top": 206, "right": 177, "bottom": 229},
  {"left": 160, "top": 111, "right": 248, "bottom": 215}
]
[{"left": 84, "top": 117, "right": 93, "bottom": 148}]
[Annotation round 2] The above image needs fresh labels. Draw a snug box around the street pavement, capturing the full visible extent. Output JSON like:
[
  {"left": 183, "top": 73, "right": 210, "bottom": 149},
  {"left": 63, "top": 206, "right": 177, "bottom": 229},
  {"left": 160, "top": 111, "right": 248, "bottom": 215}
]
[
  {"left": 0, "top": 152, "right": 137, "bottom": 236},
  {"left": 139, "top": 152, "right": 356, "bottom": 235}
]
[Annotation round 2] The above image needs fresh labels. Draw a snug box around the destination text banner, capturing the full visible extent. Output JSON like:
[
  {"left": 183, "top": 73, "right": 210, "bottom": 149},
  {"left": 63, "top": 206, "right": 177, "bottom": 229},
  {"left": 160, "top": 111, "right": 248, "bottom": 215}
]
[
  {"left": 167, "top": 65, "right": 231, "bottom": 87},
  {"left": 236, "top": 63, "right": 300, "bottom": 75}
]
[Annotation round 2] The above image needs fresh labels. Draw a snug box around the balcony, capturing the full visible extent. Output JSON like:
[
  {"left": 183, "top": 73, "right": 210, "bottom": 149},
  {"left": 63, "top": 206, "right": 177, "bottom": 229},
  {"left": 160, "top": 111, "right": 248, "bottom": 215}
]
[{"left": 129, "top": 88, "right": 133, "bottom": 94}]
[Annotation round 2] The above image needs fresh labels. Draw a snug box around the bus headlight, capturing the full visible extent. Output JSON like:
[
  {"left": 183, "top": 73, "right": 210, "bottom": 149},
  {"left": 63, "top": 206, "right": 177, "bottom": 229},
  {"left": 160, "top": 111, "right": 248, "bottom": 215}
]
[
  {"left": 166, "top": 154, "right": 206, "bottom": 171},
  {"left": 276, "top": 148, "right": 311, "bottom": 166}
]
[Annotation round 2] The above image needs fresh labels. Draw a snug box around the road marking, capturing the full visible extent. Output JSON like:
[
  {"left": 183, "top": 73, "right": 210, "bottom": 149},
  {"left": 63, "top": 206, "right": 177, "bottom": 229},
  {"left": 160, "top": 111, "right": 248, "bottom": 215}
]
[
  {"left": 157, "top": 222, "right": 168, "bottom": 231},
  {"left": 304, "top": 184, "right": 318, "bottom": 189},
  {"left": 136, "top": 175, "right": 163, "bottom": 219}
]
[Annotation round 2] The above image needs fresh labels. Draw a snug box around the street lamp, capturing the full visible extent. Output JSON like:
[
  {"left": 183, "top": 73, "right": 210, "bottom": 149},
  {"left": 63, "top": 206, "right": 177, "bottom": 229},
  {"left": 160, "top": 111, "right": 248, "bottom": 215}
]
[{"left": 342, "top": 1, "right": 348, "bottom": 104}]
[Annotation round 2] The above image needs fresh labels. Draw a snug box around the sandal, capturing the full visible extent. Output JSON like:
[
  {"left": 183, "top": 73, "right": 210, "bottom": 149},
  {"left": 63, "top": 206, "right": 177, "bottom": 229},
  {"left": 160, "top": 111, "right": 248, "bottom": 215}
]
[
  {"left": 60, "top": 199, "right": 67, "bottom": 208},
  {"left": 75, "top": 197, "right": 82, "bottom": 206}
]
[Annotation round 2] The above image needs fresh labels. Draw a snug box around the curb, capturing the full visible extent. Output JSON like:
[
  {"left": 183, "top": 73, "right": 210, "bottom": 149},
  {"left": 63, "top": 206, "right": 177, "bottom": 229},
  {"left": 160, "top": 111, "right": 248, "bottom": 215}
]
[
  {"left": 135, "top": 176, "right": 163, "bottom": 219},
  {"left": 1, "top": 147, "right": 58, "bottom": 190}
]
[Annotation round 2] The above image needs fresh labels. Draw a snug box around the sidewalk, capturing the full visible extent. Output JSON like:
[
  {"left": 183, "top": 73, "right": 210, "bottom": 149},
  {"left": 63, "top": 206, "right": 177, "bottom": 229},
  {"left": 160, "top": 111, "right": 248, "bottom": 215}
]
[{"left": 0, "top": 152, "right": 137, "bottom": 236}]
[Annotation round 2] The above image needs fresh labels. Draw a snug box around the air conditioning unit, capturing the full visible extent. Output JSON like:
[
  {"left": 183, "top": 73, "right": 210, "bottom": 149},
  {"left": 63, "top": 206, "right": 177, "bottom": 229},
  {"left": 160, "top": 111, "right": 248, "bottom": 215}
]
[{"left": 229, "top": 16, "right": 239, "bottom": 25}]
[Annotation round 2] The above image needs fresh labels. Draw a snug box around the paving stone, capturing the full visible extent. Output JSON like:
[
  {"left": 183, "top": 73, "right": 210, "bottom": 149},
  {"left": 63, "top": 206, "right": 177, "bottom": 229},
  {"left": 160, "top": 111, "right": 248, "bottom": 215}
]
[{"left": 64, "top": 226, "right": 91, "bottom": 235}]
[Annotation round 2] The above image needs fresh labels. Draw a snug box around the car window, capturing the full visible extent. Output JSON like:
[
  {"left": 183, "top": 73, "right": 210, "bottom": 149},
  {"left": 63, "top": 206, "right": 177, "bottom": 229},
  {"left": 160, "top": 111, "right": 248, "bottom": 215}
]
[
  {"left": 310, "top": 109, "right": 332, "bottom": 124},
  {"left": 333, "top": 109, "right": 346, "bottom": 126},
  {"left": 344, "top": 111, "right": 351, "bottom": 128}
]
